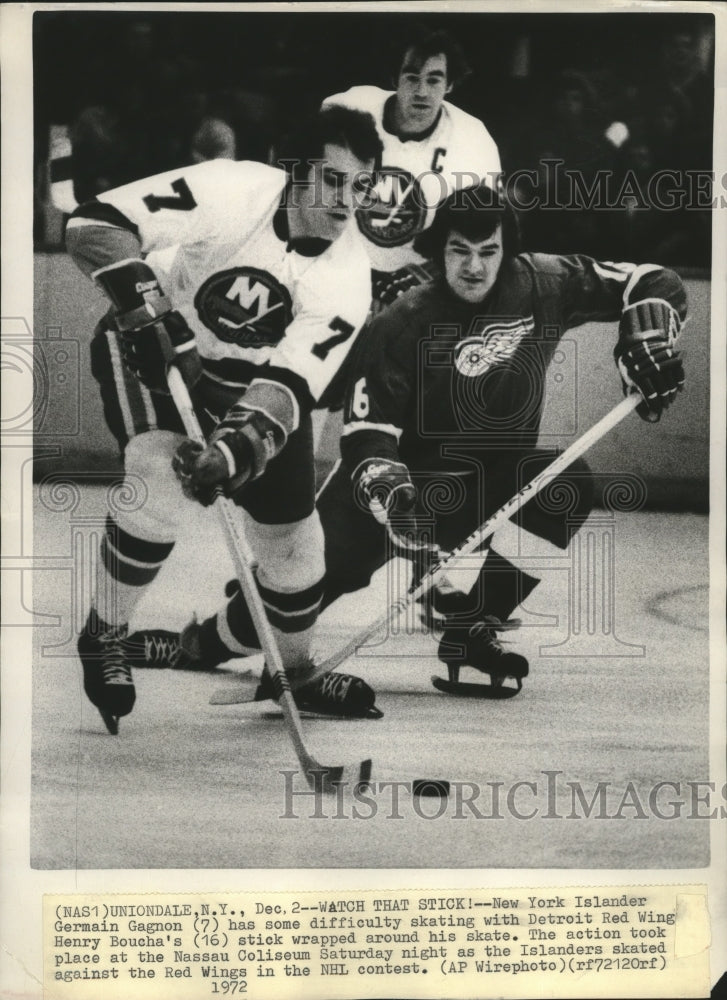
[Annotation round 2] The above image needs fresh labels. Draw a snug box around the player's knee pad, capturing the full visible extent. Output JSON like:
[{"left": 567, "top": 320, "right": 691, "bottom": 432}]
[
  {"left": 119, "top": 430, "right": 188, "bottom": 542},
  {"left": 248, "top": 511, "right": 325, "bottom": 593}
]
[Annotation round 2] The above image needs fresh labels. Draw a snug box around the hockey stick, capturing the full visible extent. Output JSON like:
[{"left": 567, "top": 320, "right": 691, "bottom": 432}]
[
  {"left": 166, "top": 366, "right": 372, "bottom": 792},
  {"left": 211, "top": 393, "right": 641, "bottom": 704}
]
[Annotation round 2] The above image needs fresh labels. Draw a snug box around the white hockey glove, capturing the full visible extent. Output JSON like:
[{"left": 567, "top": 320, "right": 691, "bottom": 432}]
[
  {"left": 93, "top": 258, "right": 202, "bottom": 394},
  {"left": 614, "top": 299, "right": 684, "bottom": 421}
]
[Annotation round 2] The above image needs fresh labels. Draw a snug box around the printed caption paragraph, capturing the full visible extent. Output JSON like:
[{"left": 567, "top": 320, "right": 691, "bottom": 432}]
[{"left": 44, "top": 885, "right": 710, "bottom": 998}]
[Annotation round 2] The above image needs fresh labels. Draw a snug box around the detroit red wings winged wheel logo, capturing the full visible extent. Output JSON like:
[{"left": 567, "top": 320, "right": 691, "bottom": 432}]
[
  {"left": 357, "top": 167, "right": 427, "bottom": 248},
  {"left": 454, "top": 318, "right": 534, "bottom": 377},
  {"left": 194, "top": 267, "right": 293, "bottom": 347}
]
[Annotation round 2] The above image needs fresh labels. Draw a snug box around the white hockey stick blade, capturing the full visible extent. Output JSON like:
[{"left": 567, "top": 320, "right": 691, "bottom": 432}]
[{"left": 209, "top": 669, "right": 260, "bottom": 704}]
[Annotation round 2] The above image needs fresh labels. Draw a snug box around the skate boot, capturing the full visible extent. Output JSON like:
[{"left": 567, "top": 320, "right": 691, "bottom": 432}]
[
  {"left": 254, "top": 665, "right": 383, "bottom": 719},
  {"left": 124, "top": 618, "right": 216, "bottom": 671},
  {"left": 433, "top": 615, "right": 528, "bottom": 699},
  {"left": 77, "top": 608, "right": 135, "bottom": 733}
]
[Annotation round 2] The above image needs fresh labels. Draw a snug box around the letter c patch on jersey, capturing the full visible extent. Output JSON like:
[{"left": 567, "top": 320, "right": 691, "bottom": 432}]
[
  {"left": 194, "top": 267, "right": 293, "bottom": 347},
  {"left": 357, "top": 167, "right": 427, "bottom": 248}
]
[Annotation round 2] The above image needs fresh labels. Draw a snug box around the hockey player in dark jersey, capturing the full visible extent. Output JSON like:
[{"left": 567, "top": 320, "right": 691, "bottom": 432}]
[
  {"left": 66, "top": 106, "right": 384, "bottom": 732},
  {"left": 319, "top": 184, "right": 687, "bottom": 693},
  {"left": 171, "top": 183, "right": 686, "bottom": 696}
]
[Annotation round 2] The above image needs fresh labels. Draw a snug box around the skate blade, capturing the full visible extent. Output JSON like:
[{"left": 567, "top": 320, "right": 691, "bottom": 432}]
[
  {"left": 99, "top": 710, "right": 119, "bottom": 734},
  {"left": 431, "top": 675, "right": 522, "bottom": 699},
  {"left": 262, "top": 709, "right": 348, "bottom": 721}
]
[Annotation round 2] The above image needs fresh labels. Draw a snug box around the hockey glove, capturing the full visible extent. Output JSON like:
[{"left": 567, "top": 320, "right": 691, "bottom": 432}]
[
  {"left": 372, "top": 262, "right": 438, "bottom": 309},
  {"left": 172, "top": 405, "right": 285, "bottom": 506},
  {"left": 93, "top": 258, "right": 202, "bottom": 394},
  {"left": 353, "top": 458, "right": 439, "bottom": 565},
  {"left": 172, "top": 440, "right": 228, "bottom": 506},
  {"left": 614, "top": 299, "right": 684, "bottom": 421}
]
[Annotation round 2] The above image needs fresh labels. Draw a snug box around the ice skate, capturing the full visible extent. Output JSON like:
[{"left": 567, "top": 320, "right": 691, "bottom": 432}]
[
  {"left": 124, "top": 618, "right": 220, "bottom": 671},
  {"left": 77, "top": 608, "right": 136, "bottom": 733},
  {"left": 255, "top": 664, "right": 383, "bottom": 719},
  {"left": 432, "top": 615, "right": 528, "bottom": 699}
]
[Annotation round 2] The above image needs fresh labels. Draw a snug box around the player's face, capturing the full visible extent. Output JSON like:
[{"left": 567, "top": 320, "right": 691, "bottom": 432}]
[
  {"left": 297, "top": 143, "right": 374, "bottom": 242},
  {"left": 443, "top": 228, "right": 504, "bottom": 303},
  {"left": 396, "top": 52, "right": 451, "bottom": 135}
]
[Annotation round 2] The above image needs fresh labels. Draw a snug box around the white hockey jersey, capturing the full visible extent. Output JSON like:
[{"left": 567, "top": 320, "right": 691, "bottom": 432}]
[
  {"left": 324, "top": 86, "right": 501, "bottom": 272},
  {"left": 67, "top": 159, "right": 372, "bottom": 413}
]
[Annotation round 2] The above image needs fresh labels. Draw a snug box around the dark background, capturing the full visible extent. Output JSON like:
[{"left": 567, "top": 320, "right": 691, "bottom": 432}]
[{"left": 34, "top": 10, "right": 714, "bottom": 267}]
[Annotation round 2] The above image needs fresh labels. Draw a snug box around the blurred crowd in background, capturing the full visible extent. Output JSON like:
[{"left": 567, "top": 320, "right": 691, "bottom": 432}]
[{"left": 34, "top": 12, "right": 714, "bottom": 269}]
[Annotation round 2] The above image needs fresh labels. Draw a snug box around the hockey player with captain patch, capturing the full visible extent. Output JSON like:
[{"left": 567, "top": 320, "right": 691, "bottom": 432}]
[
  {"left": 176, "top": 183, "right": 686, "bottom": 698},
  {"left": 323, "top": 26, "right": 501, "bottom": 308},
  {"left": 66, "top": 106, "right": 384, "bottom": 732}
]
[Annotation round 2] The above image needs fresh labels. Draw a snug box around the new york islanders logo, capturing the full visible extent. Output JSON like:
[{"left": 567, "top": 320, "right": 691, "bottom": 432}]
[
  {"left": 454, "top": 317, "right": 534, "bottom": 377},
  {"left": 357, "top": 167, "right": 427, "bottom": 248},
  {"left": 194, "top": 267, "right": 293, "bottom": 347}
]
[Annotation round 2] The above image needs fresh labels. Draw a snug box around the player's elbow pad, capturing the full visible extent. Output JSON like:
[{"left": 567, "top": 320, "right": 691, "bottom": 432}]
[{"left": 66, "top": 225, "right": 144, "bottom": 280}]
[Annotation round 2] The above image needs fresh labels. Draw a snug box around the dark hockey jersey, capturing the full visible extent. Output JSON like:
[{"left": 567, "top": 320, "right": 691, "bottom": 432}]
[{"left": 340, "top": 253, "right": 687, "bottom": 473}]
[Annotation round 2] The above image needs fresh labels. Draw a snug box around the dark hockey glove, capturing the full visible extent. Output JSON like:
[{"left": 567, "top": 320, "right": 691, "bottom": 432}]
[
  {"left": 615, "top": 299, "right": 684, "bottom": 421},
  {"left": 172, "top": 405, "right": 285, "bottom": 506},
  {"left": 353, "top": 458, "right": 439, "bottom": 565},
  {"left": 372, "top": 261, "right": 438, "bottom": 309},
  {"left": 93, "top": 258, "right": 202, "bottom": 394},
  {"left": 172, "top": 440, "right": 228, "bottom": 506}
]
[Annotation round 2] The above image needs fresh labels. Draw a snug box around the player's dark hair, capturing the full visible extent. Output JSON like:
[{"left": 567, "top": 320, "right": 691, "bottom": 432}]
[
  {"left": 276, "top": 105, "right": 382, "bottom": 182},
  {"left": 414, "top": 183, "right": 521, "bottom": 265},
  {"left": 392, "top": 26, "right": 470, "bottom": 88}
]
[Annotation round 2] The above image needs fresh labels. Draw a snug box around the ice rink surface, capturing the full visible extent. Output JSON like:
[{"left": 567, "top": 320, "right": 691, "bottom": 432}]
[{"left": 30, "top": 485, "right": 710, "bottom": 870}]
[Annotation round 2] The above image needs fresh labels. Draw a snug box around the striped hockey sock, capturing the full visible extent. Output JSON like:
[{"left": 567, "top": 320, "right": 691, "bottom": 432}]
[
  {"left": 95, "top": 514, "right": 175, "bottom": 628},
  {"left": 196, "top": 575, "right": 325, "bottom": 668}
]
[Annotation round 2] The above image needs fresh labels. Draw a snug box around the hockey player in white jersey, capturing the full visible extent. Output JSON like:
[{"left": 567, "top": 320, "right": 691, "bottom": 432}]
[
  {"left": 117, "top": 32, "right": 503, "bottom": 688},
  {"left": 324, "top": 27, "right": 501, "bottom": 307},
  {"left": 66, "top": 106, "right": 383, "bottom": 733}
]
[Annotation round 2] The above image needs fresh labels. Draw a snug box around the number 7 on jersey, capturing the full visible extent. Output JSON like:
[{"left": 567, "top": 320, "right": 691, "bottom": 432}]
[
  {"left": 312, "top": 316, "right": 355, "bottom": 360},
  {"left": 143, "top": 178, "right": 197, "bottom": 213}
]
